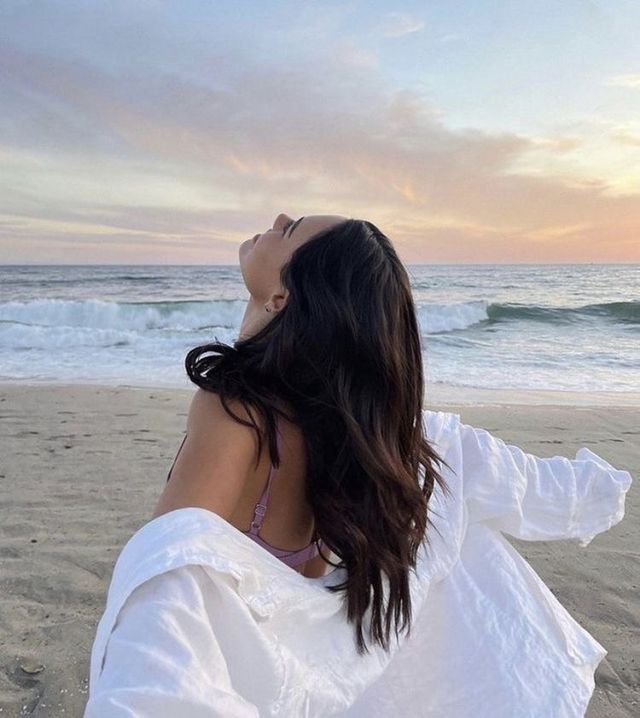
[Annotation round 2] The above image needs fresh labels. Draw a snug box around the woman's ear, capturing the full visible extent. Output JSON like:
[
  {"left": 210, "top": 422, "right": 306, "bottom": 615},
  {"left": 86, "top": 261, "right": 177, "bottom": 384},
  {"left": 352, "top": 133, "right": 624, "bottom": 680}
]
[{"left": 271, "top": 288, "right": 289, "bottom": 312}]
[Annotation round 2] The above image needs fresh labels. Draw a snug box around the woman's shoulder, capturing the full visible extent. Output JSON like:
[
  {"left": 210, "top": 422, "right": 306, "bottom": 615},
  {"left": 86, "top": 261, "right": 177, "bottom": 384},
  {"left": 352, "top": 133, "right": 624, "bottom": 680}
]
[
  {"left": 188, "top": 388, "right": 259, "bottom": 430},
  {"left": 152, "top": 390, "right": 259, "bottom": 520},
  {"left": 422, "top": 408, "right": 461, "bottom": 450}
]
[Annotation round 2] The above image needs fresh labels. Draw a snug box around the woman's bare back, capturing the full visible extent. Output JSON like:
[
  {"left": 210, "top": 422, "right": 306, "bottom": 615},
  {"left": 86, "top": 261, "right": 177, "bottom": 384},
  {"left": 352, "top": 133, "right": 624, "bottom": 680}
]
[{"left": 227, "top": 408, "right": 330, "bottom": 578}]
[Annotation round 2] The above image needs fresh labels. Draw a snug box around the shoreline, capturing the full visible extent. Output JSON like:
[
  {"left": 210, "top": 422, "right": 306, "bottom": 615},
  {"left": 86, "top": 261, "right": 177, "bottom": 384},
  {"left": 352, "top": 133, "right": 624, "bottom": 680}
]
[{"left": 1, "top": 378, "right": 639, "bottom": 408}]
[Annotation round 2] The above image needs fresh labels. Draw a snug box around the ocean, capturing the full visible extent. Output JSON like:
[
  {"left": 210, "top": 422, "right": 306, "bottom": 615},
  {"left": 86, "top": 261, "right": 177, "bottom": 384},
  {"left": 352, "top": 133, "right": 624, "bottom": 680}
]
[{"left": 0, "top": 264, "right": 638, "bottom": 395}]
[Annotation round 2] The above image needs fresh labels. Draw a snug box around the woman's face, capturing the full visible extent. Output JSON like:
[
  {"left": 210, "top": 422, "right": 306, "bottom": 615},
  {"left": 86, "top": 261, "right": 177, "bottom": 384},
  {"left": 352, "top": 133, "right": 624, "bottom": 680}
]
[{"left": 239, "top": 212, "right": 348, "bottom": 302}]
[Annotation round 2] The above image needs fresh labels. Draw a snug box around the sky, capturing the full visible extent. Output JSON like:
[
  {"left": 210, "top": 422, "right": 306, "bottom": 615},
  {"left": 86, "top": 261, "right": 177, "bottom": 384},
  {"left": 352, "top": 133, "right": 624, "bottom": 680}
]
[{"left": 1, "top": 0, "right": 639, "bottom": 264}]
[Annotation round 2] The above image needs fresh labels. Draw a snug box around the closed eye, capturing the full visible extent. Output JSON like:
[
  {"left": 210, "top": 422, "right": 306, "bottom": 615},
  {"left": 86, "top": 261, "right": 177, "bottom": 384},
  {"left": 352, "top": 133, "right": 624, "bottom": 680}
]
[{"left": 284, "top": 216, "right": 304, "bottom": 239}]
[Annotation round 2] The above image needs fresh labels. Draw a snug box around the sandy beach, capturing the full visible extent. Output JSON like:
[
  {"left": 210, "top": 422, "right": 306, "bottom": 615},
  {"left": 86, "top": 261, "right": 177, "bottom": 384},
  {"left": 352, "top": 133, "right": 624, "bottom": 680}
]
[{"left": 0, "top": 382, "right": 637, "bottom": 717}]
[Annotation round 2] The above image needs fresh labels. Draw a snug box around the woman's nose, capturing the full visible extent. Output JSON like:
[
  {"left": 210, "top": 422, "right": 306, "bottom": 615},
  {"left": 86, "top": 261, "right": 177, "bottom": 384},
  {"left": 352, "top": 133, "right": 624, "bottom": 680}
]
[{"left": 273, "top": 213, "right": 292, "bottom": 231}]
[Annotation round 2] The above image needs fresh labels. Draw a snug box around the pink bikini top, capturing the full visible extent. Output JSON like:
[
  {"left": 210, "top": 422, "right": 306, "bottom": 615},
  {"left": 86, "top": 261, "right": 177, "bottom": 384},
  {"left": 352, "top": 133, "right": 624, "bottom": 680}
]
[{"left": 166, "top": 416, "right": 321, "bottom": 570}]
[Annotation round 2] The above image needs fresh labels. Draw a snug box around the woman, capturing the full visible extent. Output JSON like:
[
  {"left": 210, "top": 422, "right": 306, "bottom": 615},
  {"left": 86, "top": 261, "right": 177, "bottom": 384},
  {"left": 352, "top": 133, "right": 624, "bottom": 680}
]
[
  {"left": 85, "top": 214, "right": 632, "bottom": 717},
  {"left": 153, "top": 212, "right": 448, "bottom": 610}
]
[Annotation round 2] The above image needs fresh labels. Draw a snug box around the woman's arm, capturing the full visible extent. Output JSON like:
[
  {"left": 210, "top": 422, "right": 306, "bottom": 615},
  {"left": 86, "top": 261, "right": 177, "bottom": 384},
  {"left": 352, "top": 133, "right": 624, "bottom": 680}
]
[
  {"left": 84, "top": 565, "right": 259, "bottom": 717},
  {"left": 458, "top": 420, "right": 633, "bottom": 545}
]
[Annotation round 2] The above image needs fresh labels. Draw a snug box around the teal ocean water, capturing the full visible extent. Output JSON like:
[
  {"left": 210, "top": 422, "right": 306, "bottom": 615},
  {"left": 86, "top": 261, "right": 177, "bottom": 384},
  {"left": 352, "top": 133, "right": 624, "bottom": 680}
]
[{"left": 0, "top": 264, "right": 638, "bottom": 394}]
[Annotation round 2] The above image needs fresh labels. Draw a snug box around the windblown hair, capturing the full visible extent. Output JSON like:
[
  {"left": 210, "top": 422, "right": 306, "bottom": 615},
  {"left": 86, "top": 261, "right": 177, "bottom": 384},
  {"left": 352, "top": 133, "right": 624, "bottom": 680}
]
[{"left": 185, "top": 218, "right": 452, "bottom": 655}]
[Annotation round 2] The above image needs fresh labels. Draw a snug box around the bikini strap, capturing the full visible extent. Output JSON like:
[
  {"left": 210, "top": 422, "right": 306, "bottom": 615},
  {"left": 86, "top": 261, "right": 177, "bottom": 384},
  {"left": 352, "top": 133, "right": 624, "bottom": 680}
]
[
  {"left": 166, "top": 433, "right": 188, "bottom": 483},
  {"left": 248, "top": 415, "right": 282, "bottom": 533}
]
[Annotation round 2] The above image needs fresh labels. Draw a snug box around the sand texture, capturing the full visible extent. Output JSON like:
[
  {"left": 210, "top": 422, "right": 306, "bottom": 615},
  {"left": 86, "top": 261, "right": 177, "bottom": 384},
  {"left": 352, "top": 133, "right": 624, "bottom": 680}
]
[{"left": 0, "top": 383, "right": 637, "bottom": 716}]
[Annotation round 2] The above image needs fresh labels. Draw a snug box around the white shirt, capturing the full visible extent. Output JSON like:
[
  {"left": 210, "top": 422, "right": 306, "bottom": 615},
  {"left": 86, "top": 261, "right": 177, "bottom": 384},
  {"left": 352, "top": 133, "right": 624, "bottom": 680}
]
[{"left": 84, "top": 409, "right": 633, "bottom": 717}]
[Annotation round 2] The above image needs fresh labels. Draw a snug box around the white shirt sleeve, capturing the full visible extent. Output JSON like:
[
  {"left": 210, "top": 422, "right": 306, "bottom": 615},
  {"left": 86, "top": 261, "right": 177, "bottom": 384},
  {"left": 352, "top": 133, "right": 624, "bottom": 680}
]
[
  {"left": 84, "top": 564, "right": 259, "bottom": 718},
  {"left": 458, "top": 420, "right": 633, "bottom": 545}
]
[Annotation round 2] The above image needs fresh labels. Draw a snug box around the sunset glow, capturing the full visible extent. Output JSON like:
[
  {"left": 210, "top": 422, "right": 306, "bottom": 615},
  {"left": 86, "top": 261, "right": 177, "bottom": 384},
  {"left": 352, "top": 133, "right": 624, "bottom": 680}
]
[{"left": 1, "top": 2, "right": 639, "bottom": 264}]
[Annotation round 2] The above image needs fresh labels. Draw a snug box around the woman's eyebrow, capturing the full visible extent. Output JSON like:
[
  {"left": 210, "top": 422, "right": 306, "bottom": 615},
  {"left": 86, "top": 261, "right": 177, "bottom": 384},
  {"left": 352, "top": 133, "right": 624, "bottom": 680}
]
[{"left": 286, "top": 216, "right": 305, "bottom": 239}]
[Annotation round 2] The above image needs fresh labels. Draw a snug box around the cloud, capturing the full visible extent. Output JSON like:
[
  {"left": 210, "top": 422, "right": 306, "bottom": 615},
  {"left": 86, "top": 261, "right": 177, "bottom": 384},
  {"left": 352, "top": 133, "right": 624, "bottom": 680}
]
[
  {"left": 0, "top": 8, "right": 638, "bottom": 264},
  {"left": 604, "top": 73, "right": 640, "bottom": 88},
  {"left": 610, "top": 130, "right": 640, "bottom": 146},
  {"left": 380, "top": 12, "right": 425, "bottom": 38},
  {"left": 438, "top": 33, "right": 465, "bottom": 43},
  {"left": 526, "top": 136, "right": 583, "bottom": 153},
  {"left": 333, "top": 42, "right": 379, "bottom": 69}
]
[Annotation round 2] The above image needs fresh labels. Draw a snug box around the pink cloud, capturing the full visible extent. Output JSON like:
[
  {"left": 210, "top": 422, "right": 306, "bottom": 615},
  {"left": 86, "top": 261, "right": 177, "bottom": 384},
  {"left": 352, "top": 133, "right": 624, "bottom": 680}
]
[
  {"left": 1, "top": 41, "right": 639, "bottom": 263},
  {"left": 380, "top": 12, "right": 426, "bottom": 38}
]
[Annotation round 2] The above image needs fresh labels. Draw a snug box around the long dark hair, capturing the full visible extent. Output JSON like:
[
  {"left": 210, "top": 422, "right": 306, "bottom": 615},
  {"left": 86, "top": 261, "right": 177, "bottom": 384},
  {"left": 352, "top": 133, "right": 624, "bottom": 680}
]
[{"left": 185, "top": 218, "right": 451, "bottom": 655}]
